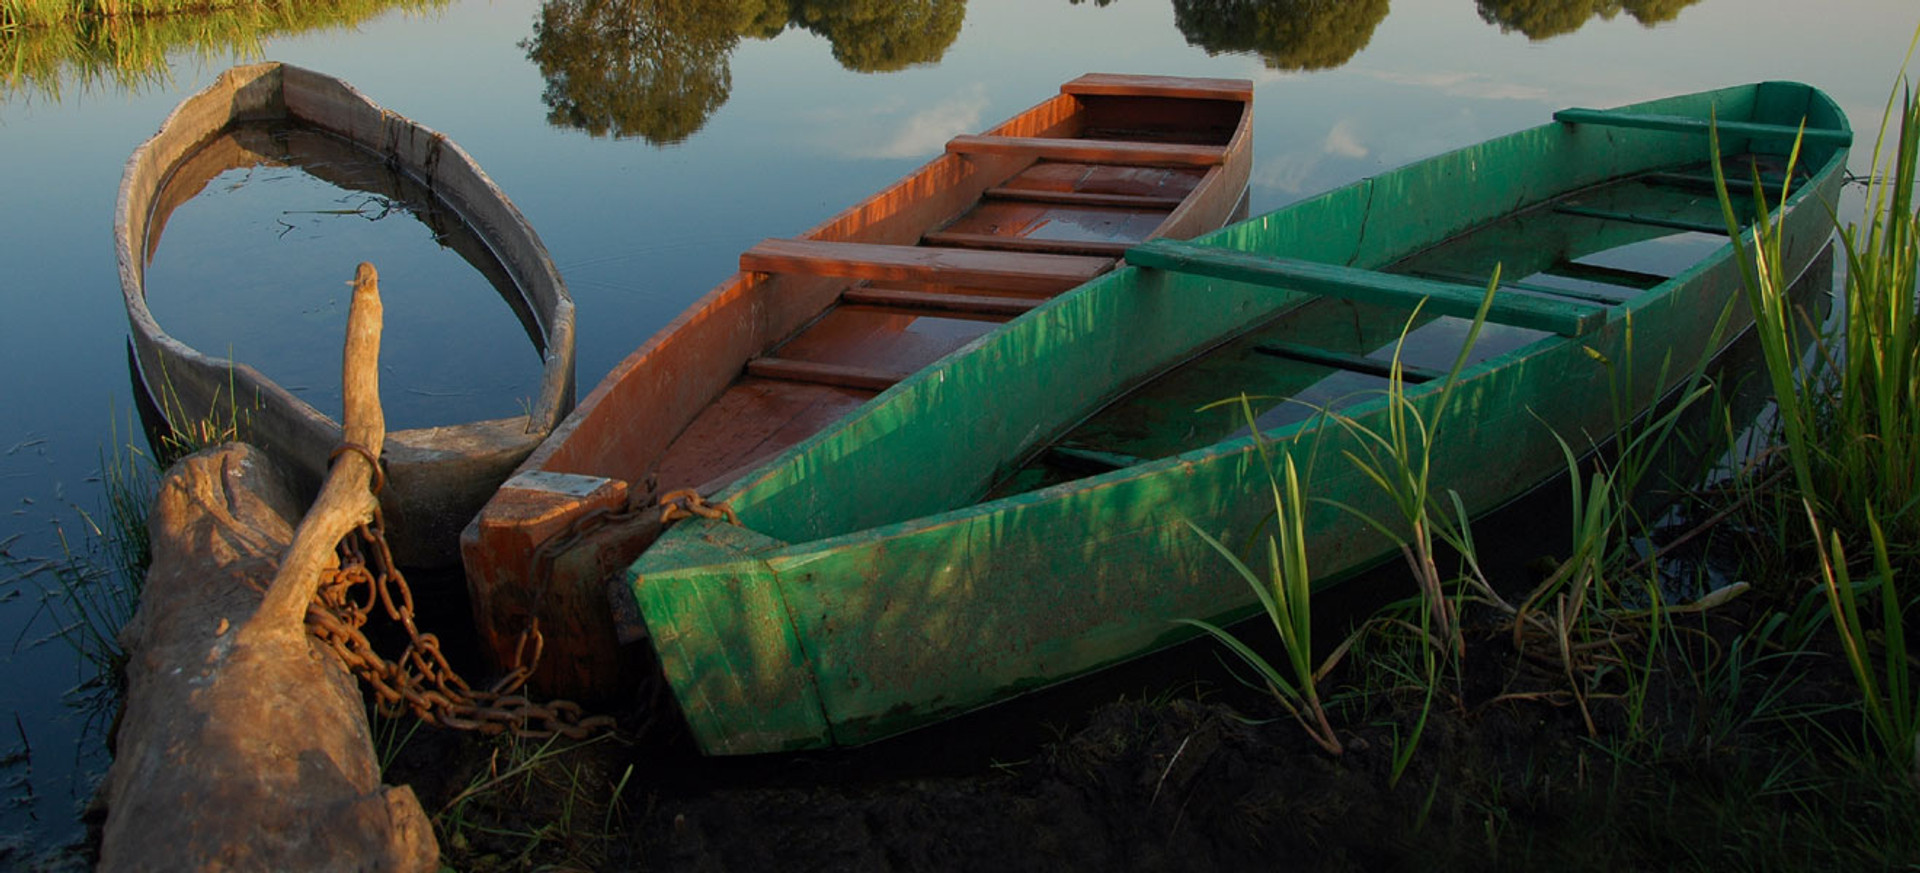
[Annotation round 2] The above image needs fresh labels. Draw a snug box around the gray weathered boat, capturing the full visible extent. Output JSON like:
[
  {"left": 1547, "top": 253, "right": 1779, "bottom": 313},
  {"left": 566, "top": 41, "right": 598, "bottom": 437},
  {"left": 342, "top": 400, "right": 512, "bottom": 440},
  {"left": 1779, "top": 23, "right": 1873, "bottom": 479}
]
[{"left": 117, "top": 62, "right": 575, "bottom": 566}]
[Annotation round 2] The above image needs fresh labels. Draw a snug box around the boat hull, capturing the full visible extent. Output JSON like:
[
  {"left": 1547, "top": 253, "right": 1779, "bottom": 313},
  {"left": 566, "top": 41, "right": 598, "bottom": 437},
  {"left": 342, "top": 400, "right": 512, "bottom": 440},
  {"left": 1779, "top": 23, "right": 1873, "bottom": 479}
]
[
  {"left": 116, "top": 62, "right": 576, "bottom": 567},
  {"left": 462, "top": 74, "right": 1255, "bottom": 698},
  {"left": 627, "top": 81, "right": 1850, "bottom": 754}
]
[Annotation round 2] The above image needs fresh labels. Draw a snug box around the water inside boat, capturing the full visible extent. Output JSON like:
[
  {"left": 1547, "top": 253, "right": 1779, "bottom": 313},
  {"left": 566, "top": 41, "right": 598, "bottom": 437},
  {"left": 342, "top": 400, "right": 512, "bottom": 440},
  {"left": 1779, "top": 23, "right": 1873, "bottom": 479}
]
[
  {"left": 993, "top": 154, "right": 1807, "bottom": 497},
  {"left": 140, "top": 121, "right": 548, "bottom": 430}
]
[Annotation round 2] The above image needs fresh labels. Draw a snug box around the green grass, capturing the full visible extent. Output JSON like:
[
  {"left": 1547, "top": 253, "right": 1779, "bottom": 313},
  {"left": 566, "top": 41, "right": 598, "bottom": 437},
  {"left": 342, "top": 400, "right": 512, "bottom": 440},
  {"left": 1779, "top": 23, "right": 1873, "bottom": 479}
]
[
  {"left": 1, "top": 0, "right": 447, "bottom": 101},
  {"left": 434, "top": 732, "right": 632, "bottom": 871},
  {"left": 1171, "top": 56, "right": 1920, "bottom": 863},
  {"left": 1713, "top": 33, "right": 1920, "bottom": 779},
  {"left": 2, "top": 407, "right": 156, "bottom": 689},
  {"left": 1178, "top": 398, "right": 1346, "bottom": 756},
  {"left": 1, "top": 381, "right": 258, "bottom": 702}
]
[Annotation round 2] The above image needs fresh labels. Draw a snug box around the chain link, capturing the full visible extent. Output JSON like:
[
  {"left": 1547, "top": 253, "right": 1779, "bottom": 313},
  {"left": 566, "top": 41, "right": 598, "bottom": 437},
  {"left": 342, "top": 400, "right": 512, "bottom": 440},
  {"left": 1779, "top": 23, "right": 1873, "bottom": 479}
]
[
  {"left": 658, "top": 487, "right": 738, "bottom": 525},
  {"left": 306, "top": 506, "right": 615, "bottom": 740}
]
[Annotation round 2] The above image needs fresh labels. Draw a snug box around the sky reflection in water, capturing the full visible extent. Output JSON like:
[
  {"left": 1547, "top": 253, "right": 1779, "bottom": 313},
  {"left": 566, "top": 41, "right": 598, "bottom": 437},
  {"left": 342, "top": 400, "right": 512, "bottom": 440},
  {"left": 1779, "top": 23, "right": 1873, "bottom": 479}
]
[{"left": 0, "top": 0, "right": 1913, "bottom": 855}]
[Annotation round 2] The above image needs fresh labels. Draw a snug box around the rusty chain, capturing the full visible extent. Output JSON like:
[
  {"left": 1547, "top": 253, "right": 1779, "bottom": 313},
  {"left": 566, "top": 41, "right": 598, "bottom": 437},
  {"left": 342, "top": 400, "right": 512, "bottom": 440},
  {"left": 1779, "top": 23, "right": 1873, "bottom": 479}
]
[
  {"left": 311, "top": 475, "right": 739, "bottom": 741},
  {"left": 658, "top": 487, "right": 738, "bottom": 525},
  {"left": 525, "top": 479, "right": 738, "bottom": 611},
  {"left": 306, "top": 505, "right": 616, "bottom": 740}
]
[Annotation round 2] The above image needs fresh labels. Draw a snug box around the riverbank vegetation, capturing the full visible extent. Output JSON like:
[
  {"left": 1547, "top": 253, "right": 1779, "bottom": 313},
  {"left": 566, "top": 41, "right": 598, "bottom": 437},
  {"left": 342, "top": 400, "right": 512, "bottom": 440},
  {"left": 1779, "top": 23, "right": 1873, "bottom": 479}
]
[
  {"left": 398, "top": 52, "right": 1920, "bottom": 872},
  {"left": 0, "top": 0, "right": 443, "bottom": 99}
]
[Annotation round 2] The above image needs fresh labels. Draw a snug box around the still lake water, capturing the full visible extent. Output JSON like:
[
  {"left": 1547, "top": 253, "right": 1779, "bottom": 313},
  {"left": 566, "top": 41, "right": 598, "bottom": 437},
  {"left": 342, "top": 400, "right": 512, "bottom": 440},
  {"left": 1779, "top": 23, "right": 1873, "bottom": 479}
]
[{"left": 1, "top": 0, "right": 1914, "bottom": 855}]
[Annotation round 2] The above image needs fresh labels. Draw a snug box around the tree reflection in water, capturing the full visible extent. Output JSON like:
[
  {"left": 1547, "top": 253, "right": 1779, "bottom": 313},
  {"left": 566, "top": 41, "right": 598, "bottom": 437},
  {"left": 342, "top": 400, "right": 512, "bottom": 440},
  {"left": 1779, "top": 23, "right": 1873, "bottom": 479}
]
[
  {"left": 1476, "top": 0, "right": 1702, "bottom": 41},
  {"left": 792, "top": 0, "right": 965, "bottom": 73},
  {"left": 523, "top": 0, "right": 1704, "bottom": 145},
  {"left": 1170, "top": 0, "right": 1390, "bottom": 71},
  {"left": 524, "top": 0, "right": 965, "bottom": 145}
]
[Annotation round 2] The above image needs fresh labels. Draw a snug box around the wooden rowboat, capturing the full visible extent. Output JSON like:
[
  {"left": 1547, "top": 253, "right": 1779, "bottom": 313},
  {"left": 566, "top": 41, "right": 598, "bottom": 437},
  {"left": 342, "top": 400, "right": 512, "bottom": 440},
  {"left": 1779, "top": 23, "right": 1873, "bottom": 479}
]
[
  {"left": 117, "top": 62, "right": 576, "bottom": 567},
  {"left": 624, "top": 81, "right": 1850, "bottom": 755},
  {"left": 463, "top": 74, "right": 1254, "bottom": 698}
]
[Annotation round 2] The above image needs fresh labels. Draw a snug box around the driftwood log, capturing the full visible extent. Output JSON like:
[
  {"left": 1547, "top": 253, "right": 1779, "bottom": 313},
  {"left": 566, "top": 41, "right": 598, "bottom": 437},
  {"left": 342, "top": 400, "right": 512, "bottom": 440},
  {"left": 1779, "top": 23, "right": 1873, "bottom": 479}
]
[{"left": 98, "top": 265, "right": 438, "bottom": 871}]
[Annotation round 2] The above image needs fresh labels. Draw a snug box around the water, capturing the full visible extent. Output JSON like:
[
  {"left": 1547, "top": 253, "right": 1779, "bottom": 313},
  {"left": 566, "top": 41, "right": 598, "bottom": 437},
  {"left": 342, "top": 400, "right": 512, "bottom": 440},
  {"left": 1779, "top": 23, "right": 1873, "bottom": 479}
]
[
  {"left": 1, "top": 0, "right": 1913, "bottom": 858},
  {"left": 140, "top": 122, "right": 550, "bottom": 429}
]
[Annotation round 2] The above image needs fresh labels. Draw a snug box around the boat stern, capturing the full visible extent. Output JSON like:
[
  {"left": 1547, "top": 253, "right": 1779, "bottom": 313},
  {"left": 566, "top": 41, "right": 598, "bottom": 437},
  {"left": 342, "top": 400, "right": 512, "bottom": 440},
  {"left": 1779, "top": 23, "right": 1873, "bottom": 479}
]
[{"left": 623, "top": 518, "right": 831, "bottom": 755}]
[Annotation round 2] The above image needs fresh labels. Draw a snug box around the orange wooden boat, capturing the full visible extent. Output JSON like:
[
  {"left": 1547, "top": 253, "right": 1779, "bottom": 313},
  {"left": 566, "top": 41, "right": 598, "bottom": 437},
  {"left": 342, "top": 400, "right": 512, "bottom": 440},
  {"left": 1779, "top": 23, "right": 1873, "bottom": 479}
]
[{"left": 462, "top": 73, "right": 1253, "bottom": 699}]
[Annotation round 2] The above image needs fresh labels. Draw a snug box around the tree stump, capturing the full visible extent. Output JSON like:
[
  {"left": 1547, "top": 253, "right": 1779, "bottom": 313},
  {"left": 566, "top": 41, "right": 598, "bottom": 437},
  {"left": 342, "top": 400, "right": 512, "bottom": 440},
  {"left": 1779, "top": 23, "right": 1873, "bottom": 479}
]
[{"left": 97, "top": 264, "right": 437, "bottom": 871}]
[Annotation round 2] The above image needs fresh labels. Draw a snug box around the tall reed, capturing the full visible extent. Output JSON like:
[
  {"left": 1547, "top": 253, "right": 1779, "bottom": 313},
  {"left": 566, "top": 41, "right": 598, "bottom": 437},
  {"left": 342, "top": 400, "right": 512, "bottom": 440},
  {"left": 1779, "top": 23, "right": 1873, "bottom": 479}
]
[
  {"left": 1179, "top": 397, "right": 1345, "bottom": 756},
  {"left": 1715, "top": 34, "right": 1920, "bottom": 776}
]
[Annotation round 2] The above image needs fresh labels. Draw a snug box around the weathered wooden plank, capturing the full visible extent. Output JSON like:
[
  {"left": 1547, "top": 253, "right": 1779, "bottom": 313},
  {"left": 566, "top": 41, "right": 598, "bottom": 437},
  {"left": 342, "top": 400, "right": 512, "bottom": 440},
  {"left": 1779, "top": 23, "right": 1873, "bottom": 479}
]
[
  {"left": 1252, "top": 340, "right": 1445, "bottom": 383},
  {"left": 1554, "top": 107, "right": 1852, "bottom": 146},
  {"left": 984, "top": 186, "right": 1187, "bottom": 210},
  {"left": 1128, "top": 239, "right": 1607, "bottom": 337},
  {"left": 1407, "top": 269, "right": 1636, "bottom": 305},
  {"left": 742, "top": 238, "right": 1113, "bottom": 293},
  {"left": 840, "top": 287, "right": 1039, "bottom": 317},
  {"left": 920, "top": 230, "right": 1134, "bottom": 258},
  {"left": 947, "top": 134, "right": 1226, "bottom": 168},
  {"left": 1062, "top": 73, "right": 1253, "bottom": 102},
  {"left": 1554, "top": 205, "right": 1733, "bottom": 237},
  {"left": 1644, "top": 171, "right": 1786, "bottom": 196},
  {"left": 746, "top": 356, "right": 905, "bottom": 392}
]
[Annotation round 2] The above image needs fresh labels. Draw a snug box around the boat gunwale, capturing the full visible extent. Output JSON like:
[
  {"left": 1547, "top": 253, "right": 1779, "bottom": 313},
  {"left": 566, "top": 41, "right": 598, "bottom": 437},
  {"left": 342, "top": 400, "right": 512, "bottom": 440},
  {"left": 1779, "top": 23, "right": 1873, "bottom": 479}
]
[
  {"left": 463, "top": 73, "right": 1255, "bottom": 698},
  {"left": 115, "top": 61, "right": 577, "bottom": 565},
  {"left": 695, "top": 80, "right": 1852, "bottom": 566},
  {"left": 520, "top": 75, "right": 1254, "bottom": 482}
]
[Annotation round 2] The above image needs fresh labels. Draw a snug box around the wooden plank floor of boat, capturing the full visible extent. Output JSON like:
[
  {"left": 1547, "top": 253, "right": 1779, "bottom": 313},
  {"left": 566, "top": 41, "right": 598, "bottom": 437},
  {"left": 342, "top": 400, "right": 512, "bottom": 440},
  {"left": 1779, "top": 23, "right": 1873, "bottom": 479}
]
[{"left": 651, "top": 142, "right": 1217, "bottom": 492}]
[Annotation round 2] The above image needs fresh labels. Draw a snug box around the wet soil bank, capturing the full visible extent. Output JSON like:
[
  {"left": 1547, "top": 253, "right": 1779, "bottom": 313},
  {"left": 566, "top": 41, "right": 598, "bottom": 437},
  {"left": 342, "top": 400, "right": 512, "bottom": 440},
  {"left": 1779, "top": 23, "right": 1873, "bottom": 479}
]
[{"left": 380, "top": 578, "right": 1914, "bottom": 873}]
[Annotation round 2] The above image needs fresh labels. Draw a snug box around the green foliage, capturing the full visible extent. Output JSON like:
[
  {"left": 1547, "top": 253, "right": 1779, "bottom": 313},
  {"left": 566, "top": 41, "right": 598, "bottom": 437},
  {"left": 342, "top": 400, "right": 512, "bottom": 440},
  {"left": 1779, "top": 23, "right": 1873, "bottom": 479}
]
[
  {"left": 1179, "top": 398, "right": 1345, "bottom": 756},
  {"left": 1475, "top": 0, "right": 1703, "bottom": 41},
  {"left": 791, "top": 0, "right": 963, "bottom": 73},
  {"left": 1809, "top": 509, "right": 1916, "bottom": 779},
  {"left": 1, "top": 410, "right": 157, "bottom": 690},
  {"left": 1, "top": 0, "right": 445, "bottom": 101},
  {"left": 436, "top": 732, "right": 631, "bottom": 871},
  {"left": 522, "top": 0, "right": 967, "bottom": 144},
  {"left": 1712, "top": 33, "right": 1920, "bottom": 775},
  {"left": 522, "top": 0, "right": 748, "bottom": 144},
  {"left": 1171, "top": 0, "right": 1389, "bottom": 71}
]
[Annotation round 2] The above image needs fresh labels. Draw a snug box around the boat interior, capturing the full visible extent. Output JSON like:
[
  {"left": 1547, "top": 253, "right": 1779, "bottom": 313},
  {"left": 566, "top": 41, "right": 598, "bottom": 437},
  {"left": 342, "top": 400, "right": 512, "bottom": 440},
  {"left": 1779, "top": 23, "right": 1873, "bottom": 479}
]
[
  {"left": 990, "top": 153, "right": 1815, "bottom": 498},
  {"left": 647, "top": 85, "right": 1250, "bottom": 494}
]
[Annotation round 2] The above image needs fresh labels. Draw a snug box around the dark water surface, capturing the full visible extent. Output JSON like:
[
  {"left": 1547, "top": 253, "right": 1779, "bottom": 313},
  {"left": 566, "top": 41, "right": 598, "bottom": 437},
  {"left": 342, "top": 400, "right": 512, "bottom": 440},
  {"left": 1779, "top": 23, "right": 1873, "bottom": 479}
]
[{"left": 0, "top": 0, "right": 1913, "bottom": 858}]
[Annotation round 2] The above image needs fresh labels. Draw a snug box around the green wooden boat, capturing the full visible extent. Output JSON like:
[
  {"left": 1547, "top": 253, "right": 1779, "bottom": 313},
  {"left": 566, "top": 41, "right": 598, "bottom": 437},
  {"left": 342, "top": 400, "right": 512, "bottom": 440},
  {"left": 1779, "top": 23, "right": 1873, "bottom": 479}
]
[{"left": 620, "top": 81, "right": 1850, "bottom": 755}]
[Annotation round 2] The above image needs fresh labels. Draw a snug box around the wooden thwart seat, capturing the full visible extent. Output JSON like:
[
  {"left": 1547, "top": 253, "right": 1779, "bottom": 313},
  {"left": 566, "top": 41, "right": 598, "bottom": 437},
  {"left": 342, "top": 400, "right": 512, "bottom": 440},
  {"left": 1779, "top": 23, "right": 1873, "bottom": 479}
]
[
  {"left": 1554, "top": 204, "right": 1732, "bottom": 237},
  {"left": 1060, "top": 73, "right": 1254, "bottom": 102},
  {"left": 745, "top": 357, "right": 904, "bottom": 392},
  {"left": 1408, "top": 269, "right": 1635, "bottom": 305},
  {"left": 1544, "top": 260, "right": 1671, "bottom": 290},
  {"left": 1554, "top": 107, "right": 1852, "bottom": 147},
  {"left": 742, "top": 238, "right": 1113, "bottom": 294},
  {"left": 840, "top": 287, "right": 1040, "bottom": 317},
  {"left": 1253, "top": 341, "right": 1447, "bottom": 384},
  {"left": 948, "top": 135, "right": 1226, "bottom": 168},
  {"left": 1644, "top": 171, "right": 1787, "bottom": 196},
  {"left": 985, "top": 187, "right": 1187, "bottom": 210},
  {"left": 1127, "top": 239, "right": 1607, "bottom": 337},
  {"left": 920, "top": 230, "right": 1133, "bottom": 259}
]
